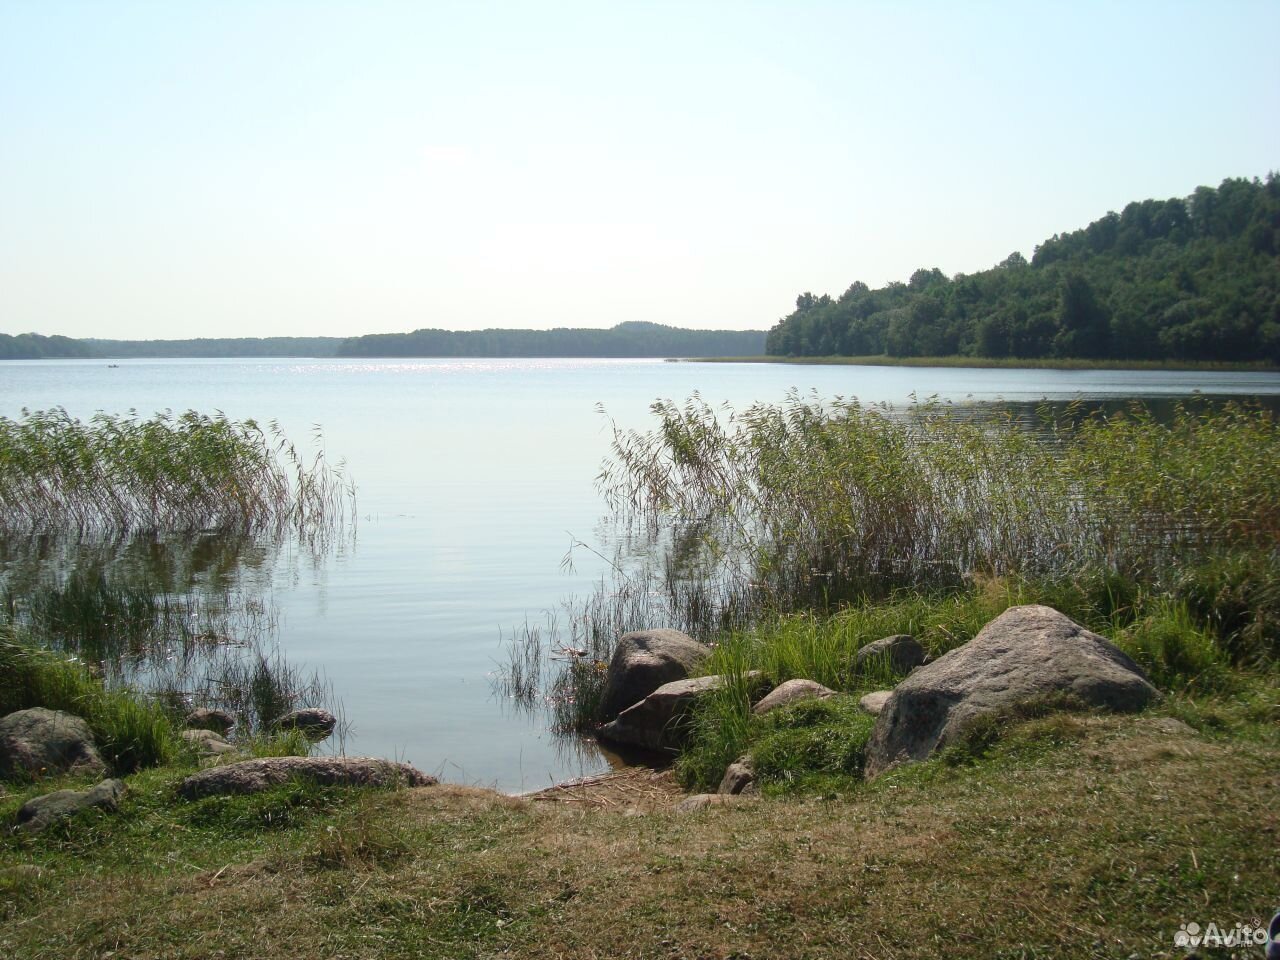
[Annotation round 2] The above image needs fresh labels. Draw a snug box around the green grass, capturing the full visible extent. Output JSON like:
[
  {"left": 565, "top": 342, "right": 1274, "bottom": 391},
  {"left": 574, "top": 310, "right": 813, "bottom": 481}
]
[
  {"left": 2, "top": 703, "right": 1276, "bottom": 959},
  {"left": 0, "top": 628, "right": 177, "bottom": 773},
  {"left": 668, "top": 564, "right": 1275, "bottom": 792}
]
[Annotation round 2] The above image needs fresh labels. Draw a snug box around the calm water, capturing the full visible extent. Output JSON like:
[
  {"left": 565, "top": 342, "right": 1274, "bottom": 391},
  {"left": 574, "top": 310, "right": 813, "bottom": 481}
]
[{"left": 2, "top": 358, "right": 1278, "bottom": 790}]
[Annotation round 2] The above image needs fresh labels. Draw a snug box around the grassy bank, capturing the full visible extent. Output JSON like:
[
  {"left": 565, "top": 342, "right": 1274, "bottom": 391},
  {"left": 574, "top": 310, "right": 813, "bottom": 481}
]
[
  {"left": 672, "top": 562, "right": 1278, "bottom": 793},
  {"left": 1, "top": 698, "right": 1276, "bottom": 958},
  {"left": 684, "top": 354, "right": 1280, "bottom": 371},
  {"left": 6, "top": 396, "right": 1279, "bottom": 956}
]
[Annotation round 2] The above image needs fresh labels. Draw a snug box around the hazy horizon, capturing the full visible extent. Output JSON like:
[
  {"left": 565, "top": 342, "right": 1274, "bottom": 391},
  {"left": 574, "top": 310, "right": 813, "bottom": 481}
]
[{"left": 2, "top": 1, "right": 1277, "bottom": 341}]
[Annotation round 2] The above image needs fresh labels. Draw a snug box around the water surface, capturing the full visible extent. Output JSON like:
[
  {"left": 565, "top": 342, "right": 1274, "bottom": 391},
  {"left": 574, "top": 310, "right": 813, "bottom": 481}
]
[{"left": 2, "top": 357, "right": 1277, "bottom": 790}]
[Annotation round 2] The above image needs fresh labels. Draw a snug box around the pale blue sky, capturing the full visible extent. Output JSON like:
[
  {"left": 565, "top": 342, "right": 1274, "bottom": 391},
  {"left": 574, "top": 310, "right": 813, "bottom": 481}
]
[{"left": 2, "top": 1, "right": 1277, "bottom": 339}]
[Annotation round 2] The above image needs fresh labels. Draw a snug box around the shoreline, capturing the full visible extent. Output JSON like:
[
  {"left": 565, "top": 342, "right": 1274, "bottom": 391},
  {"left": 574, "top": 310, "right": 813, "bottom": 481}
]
[{"left": 676, "top": 354, "right": 1280, "bottom": 372}]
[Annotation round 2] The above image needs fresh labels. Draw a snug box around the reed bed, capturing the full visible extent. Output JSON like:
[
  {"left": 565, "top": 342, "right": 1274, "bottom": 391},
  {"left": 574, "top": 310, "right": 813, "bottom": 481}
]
[
  {"left": 0, "top": 408, "right": 353, "bottom": 538},
  {"left": 600, "top": 395, "right": 1279, "bottom": 609},
  {"left": 501, "top": 396, "right": 1280, "bottom": 733}
]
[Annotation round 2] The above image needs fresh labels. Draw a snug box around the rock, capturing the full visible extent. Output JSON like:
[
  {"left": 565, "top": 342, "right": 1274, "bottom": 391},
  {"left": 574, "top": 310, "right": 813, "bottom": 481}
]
[
  {"left": 16, "top": 779, "right": 125, "bottom": 834},
  {"left": 676, "top": 793, "right": 738, "bottom": 813},
  {"left": 858, "top": 691, "right": 893, "bottom": 716},
  {"left": 0, "top": 708, "right": 106, "bottom": 780},
  {"left": 598, "top": 674, "right": 758, "bottom": 753},
  {"left": 751, "top": 679, "right": 835, "bottom": 716},
  {"left": 274, "top": 708, "right": 337, "bottom": 741},
  {"left": 718, "top": 756, "right": 756, "bottom": 795},
  {"left": 864, "top": 605, "right": 1158, "bottom": 778},
  {"left": 180, "top": 729, "right": 238, "bottom": 756},
  {"left": 185, "top": 708, "right": 234, "bottom": 734},
  {"left": 177, "top": 756, "right": 437, "bottom": 799},
  {"left": 597, "top": 629, "right": 711, "bottom": 722},
  {"left": 855, "top": 634, "right": 928, "bottom": 675},
  {"left": 1148, "top": 717, "right": 1196, "bottom": 737}
]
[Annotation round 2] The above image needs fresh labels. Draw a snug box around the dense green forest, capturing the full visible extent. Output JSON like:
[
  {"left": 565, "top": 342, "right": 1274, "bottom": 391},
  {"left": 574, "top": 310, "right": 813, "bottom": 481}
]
[
  {"left": 767, "top": 175, "right": 1280, "bottom": 362},
  {"left": 336, "top": 321, "right": 766, "bottom": 357},
  {"left": 0, "top": 333, "right": 93, "bottom": 359}
]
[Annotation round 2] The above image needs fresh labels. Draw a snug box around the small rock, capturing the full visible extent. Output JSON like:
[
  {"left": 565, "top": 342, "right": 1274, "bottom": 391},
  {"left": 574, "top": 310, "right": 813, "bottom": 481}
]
[
  {"left": 178, "top": 756, "right": 437, "bottom": 799},
  {"left": 0, "top": 708, "right": 106, "bottom": 780},
  {"left": 180, "top": 729, "right": 238, "bottom": 755},
  {"left": 598, "top": 629, "right": 711, "bottom": 722},
  {"left": 1148, "top": 717, "right": 1196, "bottom": 737},
  {"left": 855, "top": 634, "right": 928, "bottom": 675},
  {"left": 274, "top": 708, "right": 337, "bottom": 741},
  {"left": 858, "top": 691, "right": 893, "bottom": 716},
  {"left": 676, "top": 793, "right": 738, "bottom": 813},
  {"left": 184, "top": 708, "right": 234, "bottom": 735},
  {"left": 751, "top": 679, "right": 835, "bottom": 716},
  {"left": 718, "top": 757, "right": 757, "bottom": 795},
  {"left": 598, "top": 674, "right": 763, "bottom": 753},
  {"left": 16, "top": 779, "right": 125, "bottom": 834}
]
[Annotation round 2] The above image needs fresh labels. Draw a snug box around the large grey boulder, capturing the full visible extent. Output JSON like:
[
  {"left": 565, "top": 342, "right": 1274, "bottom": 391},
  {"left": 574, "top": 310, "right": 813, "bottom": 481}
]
[
  {"left": 864, "top": 605, "right": 1158, "bottom": 778},
  {"left": 0, "top": 708, "right": 106, "bottom": 780},
  {"left": 598, "top": 674, "right": 753, "bottom": 753},
  {"left": 16, "top": 779, "right": 125, "bottom": 834},
  {"left": 275, "top": 708, "right": 337, "bottom": 741},
  {"left": 597, "top": 629, "right": 711, "bottom": 722},
  {"left": 855, "top": 634, "right": 928, "bottom": 675},
  {"left": 177, "top": 756, "right": 436, "bottom": 799},
  {"left": 751, "top": 678, "right": 835, "bottom": 716}
]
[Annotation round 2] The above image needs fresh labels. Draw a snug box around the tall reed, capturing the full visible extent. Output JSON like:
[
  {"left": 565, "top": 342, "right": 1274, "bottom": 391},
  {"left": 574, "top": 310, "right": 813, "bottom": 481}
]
[
  {"left": 599, "top": 395, "right": 1278, "bottom": 616},
  {"left": 0, "top": 408, "right": 353, "bottom": 538},
  {"left": 501, "top": 396, "right": 1279, "bottom": 730}
]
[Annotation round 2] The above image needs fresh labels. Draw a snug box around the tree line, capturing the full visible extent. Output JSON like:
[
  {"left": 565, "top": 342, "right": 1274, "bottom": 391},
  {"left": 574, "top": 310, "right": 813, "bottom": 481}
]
[
  {"left": 1, "top": 325, "right": 766, "bottom": 360},
  {"left": 767, "top": 175, "right": 1280, "bottom": 362},
  {"left": 336, "top": 321, "right": 766, "bottom": 358},
  {"left": 0, "top": 333, "right": 93, "bottom": 360}
]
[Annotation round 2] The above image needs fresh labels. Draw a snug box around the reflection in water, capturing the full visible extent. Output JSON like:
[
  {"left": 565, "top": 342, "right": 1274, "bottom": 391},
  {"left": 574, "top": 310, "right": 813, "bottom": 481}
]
[{"left": 0, "top": 529, "right": 345, "bottom": 743}]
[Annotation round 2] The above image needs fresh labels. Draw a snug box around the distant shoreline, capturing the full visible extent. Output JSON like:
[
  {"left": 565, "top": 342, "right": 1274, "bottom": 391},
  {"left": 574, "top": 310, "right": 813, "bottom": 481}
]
[{"left": 679, "top": 355, "right": 1280, "bottom": 373}]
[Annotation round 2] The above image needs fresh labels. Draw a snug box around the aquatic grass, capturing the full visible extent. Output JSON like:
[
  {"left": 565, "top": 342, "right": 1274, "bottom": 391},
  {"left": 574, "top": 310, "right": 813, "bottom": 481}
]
[
  {"left": 599, "top": 395, "right": 1280, "bottom": 618},
  {"left": 1, "top": 564, "right": 343, "bottom": 749},
  {"left": 0, "top": 408, "right": 352, "bottom": 538},
  {"left": 186, "top": 647, "right": 344, "bottom": 744}
]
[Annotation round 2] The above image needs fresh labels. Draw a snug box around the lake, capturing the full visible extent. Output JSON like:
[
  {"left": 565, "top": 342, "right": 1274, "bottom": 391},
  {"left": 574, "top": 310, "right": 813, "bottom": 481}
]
[{"left": 2, "top": 357, "right": 1278, "bottom": 791}]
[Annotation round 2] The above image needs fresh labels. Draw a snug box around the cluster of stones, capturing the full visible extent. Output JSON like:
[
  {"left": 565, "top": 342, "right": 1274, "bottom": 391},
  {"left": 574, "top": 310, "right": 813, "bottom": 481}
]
[
  {"left": 0, "top": 708, "right": 123, "bottom": 834},
  {"left": 1, "top": 701, "right": 433, "bottom": 835},
  {"left": 594, "top": 606, "right": 1159, "bottom": 809}
]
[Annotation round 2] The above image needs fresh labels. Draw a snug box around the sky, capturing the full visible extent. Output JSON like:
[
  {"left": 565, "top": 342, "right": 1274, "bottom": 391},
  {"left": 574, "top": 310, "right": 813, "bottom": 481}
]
[{"left": 1, "top": 1, "right": 1277, "bottom": 341}]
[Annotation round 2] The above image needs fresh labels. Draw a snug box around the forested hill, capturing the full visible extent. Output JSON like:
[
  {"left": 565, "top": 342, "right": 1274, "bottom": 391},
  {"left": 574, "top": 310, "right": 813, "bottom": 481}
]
[
  {"left": 0, "top": 333, "right": 93, "bottom": 359},
  {"left": 767, "top": 175, "right": 1280, "bottom": 362},
  {"left": 336, "top": 321, "right": 766, "bottom": 357}
]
